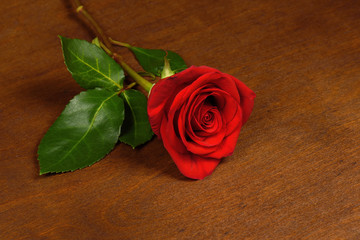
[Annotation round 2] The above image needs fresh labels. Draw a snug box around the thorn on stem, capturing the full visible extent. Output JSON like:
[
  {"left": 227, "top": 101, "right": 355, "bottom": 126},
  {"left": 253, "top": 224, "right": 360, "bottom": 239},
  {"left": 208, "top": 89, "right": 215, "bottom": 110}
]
[{"left": 76, "top": 5, "right": 84, "bottom": 13}]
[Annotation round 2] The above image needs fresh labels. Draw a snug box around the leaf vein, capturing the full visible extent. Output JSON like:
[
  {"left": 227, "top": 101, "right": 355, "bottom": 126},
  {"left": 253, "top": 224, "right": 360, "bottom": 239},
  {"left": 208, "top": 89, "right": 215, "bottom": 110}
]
[
  {"left": 68, "top": 48, "right": 120, "bottom": 89},
  {"left": 44, "top": 92, "right": 118, "bottom": 170}
]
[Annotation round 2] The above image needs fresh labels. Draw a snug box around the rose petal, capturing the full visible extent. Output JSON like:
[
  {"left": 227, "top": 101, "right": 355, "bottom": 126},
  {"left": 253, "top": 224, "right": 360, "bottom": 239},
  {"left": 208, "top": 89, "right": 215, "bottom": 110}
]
[
  {"left": 180, "top": 92, "right": 226, "bottom": 149},
  {"left": 224, "top": 73, "right": 256, "bottom": 124},
  {"left": 203, "top": 121, "right": 242, "bottom": 159}
]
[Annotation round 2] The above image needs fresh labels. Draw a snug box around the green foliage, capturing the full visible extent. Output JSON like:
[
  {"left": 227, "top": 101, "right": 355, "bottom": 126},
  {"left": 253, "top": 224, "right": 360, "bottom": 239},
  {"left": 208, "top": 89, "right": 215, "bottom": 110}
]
[
  {"left": 119, "top": 89, "right": 153, "bottom": 148},
  {"left": 38, "top": 88, "right": 125, "bottom": 174},
  {"left": 129, "top": 46, "right": 187, "bottom": 76},
  {"left": 38, "top": 37, "right": 180, "bottom": 174},
  {"left": 60, "top": 36, "right": 124, "bottom": 91}
]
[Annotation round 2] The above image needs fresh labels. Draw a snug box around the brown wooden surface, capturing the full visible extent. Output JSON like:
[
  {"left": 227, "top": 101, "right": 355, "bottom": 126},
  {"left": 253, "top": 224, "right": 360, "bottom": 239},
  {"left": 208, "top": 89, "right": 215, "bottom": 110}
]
[{"left": 1, "top": 0, "right": 360, "bottom": 239}]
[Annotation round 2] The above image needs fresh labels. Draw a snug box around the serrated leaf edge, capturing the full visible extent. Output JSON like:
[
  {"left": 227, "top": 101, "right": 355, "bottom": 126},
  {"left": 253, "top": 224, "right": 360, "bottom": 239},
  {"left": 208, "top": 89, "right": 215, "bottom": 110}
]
[
  {"left": 38, "top": 90, "right": 121, "bottom": 175},
  {"left": 59, "top": 36, "right": 122, "bottom": 90}
]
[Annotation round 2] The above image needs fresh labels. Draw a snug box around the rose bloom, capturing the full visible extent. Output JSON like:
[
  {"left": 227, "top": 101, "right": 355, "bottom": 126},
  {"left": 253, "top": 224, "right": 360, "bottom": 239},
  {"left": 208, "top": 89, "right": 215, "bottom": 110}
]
[{"left": 147, "top": 66, "right": 255, "bottom": 179}]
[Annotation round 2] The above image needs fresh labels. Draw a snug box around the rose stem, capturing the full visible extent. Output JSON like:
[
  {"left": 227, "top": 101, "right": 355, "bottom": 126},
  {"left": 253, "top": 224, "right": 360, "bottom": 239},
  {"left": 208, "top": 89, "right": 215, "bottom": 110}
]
[
  {"left": 114, "top": 54, "right": 153, "bottom": 92},
  {"left": 109, "top": 38, "right": 131, "bottom": 48},
  {"left": 72, "top": 0, "right": 113, "bottom": 52},
  {"left": 71, "top": 0, "right": 153, "bottom": 93}
]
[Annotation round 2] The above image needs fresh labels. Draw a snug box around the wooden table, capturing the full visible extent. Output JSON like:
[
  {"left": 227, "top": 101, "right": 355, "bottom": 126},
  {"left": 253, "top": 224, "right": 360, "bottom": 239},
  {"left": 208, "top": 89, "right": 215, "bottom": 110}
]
[{"left": 1, "top": 0, "right": 359, "bottom": 239}]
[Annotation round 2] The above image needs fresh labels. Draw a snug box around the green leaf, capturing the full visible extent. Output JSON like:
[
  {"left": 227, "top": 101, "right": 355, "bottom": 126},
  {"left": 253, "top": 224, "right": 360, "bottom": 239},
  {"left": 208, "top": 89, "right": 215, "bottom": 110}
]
[
  {"left": 129, "top": 46, "right": 187, "bottom": 76},
  {"left": 119, "top": 89, "right": 153, "bottom": 148},
  {"left": 38, "top": 88, "right": 125, "bottom": 174},
  {"left": 60, "top": 36, "right": 124, "bottom": 91}
]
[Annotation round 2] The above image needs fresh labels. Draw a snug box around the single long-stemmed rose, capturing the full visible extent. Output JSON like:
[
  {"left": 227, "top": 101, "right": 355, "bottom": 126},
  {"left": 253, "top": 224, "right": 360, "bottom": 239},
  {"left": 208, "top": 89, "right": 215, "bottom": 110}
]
[{"left": 38, "top": 0, "right": 255, "bottom": 179}]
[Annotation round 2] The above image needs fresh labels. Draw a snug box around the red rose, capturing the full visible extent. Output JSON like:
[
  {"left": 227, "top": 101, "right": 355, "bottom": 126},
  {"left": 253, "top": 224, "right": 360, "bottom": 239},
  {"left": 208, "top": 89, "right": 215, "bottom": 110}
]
[{"left": 147, "top": 66, "right": 256, "bottom": 179}]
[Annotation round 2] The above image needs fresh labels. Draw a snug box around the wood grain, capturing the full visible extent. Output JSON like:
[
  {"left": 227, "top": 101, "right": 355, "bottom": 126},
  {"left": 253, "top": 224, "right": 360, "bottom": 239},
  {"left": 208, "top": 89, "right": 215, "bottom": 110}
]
[{"left": 1, "top": 0, "right": 360, "bottom": 239}]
